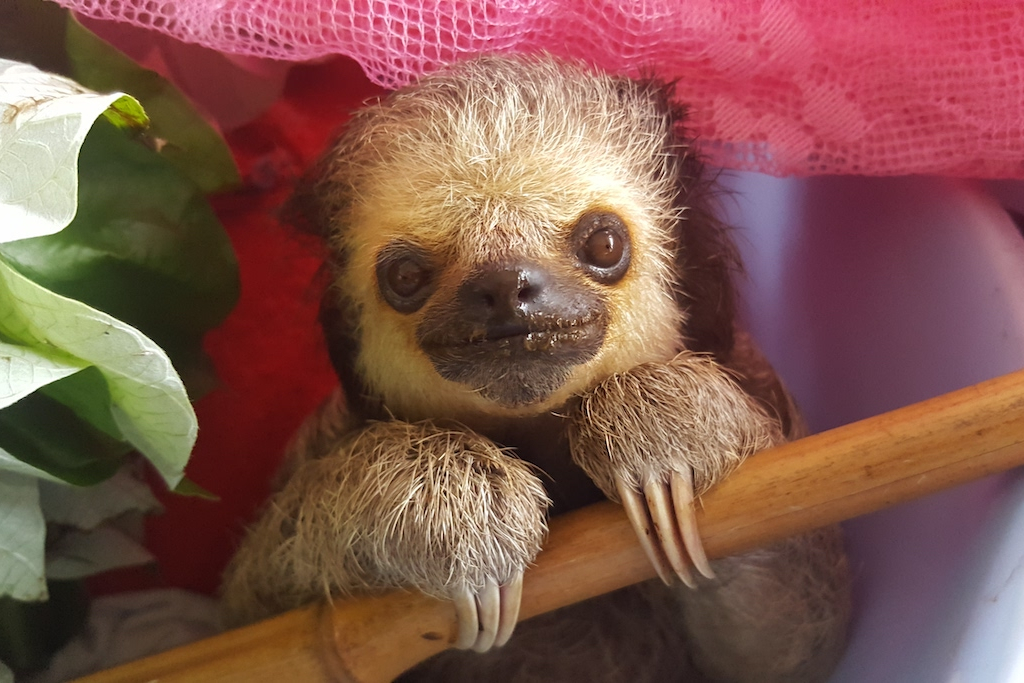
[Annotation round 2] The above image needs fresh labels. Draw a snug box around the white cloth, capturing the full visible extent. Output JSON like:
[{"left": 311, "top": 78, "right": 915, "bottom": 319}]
[{"left": 27, "top": 589, "right": 221, "bottom": 683}]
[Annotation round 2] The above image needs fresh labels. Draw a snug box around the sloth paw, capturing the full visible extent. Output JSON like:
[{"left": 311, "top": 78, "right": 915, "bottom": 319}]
[
  {"left": 615, "top": 468, "right": 714, "bottom": 588},
  {"left": 452, "top": 574, "right": 524, "bottom": 652}
]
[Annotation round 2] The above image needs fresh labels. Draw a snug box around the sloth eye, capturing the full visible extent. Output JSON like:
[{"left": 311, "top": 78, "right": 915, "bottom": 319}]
[
  {"left": 388, "top": 258, "right": 428, "bottom": 297},
  {"left": 376, "top": 245, "right": 435, "bottom": 313},
  {"left": 581, "top": 228, "right": 624, "bottom": 269},
  {"left": 573, "top": 212, "right": 631, "bottom": 284}
]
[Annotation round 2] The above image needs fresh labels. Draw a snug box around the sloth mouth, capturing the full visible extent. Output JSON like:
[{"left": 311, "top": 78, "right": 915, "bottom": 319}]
[
  {"left": 418, "top": 312, "right": 607, "bottom": 407},
  {"left": 442, "top": 313, "right": 601, "bottom": 351}
]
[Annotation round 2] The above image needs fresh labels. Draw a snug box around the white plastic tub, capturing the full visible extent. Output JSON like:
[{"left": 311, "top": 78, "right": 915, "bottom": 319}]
[{"left": 722, "top": 173, "right": 1024, "bottom": 683}]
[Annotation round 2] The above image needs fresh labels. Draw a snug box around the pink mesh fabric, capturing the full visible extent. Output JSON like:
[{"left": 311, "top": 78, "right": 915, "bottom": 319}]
[{"left": 57, "top": 0, "right": 1024, "bottom": 178}]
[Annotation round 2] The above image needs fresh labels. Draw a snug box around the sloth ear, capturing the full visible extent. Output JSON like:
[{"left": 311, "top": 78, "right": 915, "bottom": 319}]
[
  {"left": 281, "top": 135, "right": 387, "bottom": 418},
  {"left": 634, "top": 78, "right": 740, "bottom": 362},
  {"left": 280, "top": 149, "right": 345, "bottom": 241},
  {"left": 673, "top": 153, "right": 739, "bottom": 363}
]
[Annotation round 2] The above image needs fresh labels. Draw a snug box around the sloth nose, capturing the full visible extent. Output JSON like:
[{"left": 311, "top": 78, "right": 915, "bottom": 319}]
[{"left": 461, "top": 263, "right": 548, "bottom": 318}]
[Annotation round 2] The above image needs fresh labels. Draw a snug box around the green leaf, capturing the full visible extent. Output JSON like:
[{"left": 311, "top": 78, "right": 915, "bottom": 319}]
[
  {"left": 1, "top": 118, "right": 240, "bottom": 377},
  {"left": 101, "top": 96, "right": 149, "bottom": 131},
  {"left": 0, "top": 346, "right": 129, "bottom": 485},
  {"left": 0, "top": 447, "right": 62, "bottom": 484},
  {"left": 0, "top": 472, "right": 46, "bottom": 602},
  {"left": 39, "top": 466, "right": 161, "bottom": 531},
  {"left": 0, "top": 59, "right": 144, "bottom": 243},
  {"left": 0, "top": 343, "right": 127, "bottom": 486},
  {"left": 65, "top": 17, "right": 240, "bottom": 194},
  {"left": 172, "top": 477, "right": 220, "bottom": 501},
  {"left": 38, "top": 366, "right": 123, "bottom": 442},
  {"left": 0, "top": 391, "right": 130, "bottom": 487},
  {"left": 0, "top": 258, "right": 196, "bottom": 487}
]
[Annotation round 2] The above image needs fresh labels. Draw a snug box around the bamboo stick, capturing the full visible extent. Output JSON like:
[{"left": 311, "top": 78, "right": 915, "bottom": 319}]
[{"left": 76, "top": 366, "right": 1024, "bottom": 683}]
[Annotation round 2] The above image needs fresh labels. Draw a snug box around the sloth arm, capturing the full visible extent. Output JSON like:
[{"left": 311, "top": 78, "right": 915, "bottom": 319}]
[
  {"left": 569, "top": 335, "right": 850, "bottom": 683},
  {"left": 679, "top": 335, "right": 851, "bottom": 683},
  {"left": 220, "top": 394, "right": 551, "bottom": 652},
  {"left": 567, "top": 336, "right": 785, "bottom": 586}
]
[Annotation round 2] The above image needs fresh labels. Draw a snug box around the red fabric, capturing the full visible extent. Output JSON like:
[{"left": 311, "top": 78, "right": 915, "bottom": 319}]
[{"left": 94, "top": 58, "right": 385, "bottom": 596}]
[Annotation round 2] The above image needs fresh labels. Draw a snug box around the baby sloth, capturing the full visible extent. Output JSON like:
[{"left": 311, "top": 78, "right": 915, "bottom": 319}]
[{"left": 222, "top": 55, "right": 851, "bottom": 682}]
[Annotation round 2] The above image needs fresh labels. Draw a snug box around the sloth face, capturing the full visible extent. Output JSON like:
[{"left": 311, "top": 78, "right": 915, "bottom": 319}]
[
  {"left": 372, "top": 210, "right": 631, "bottom": 407},
  {"left": 316, "top": 56, "right": 691, "bottom": 421}
]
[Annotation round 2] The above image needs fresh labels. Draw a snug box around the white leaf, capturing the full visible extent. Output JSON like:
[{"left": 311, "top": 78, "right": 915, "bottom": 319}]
[
  {"left": 0, "top": 258, "right": 196, "bottom": 487},
  {"left": 0, "top": 472, "right": 47, "bottom": 601},
  {"left": 0, "top": 59, "right": 143, "bottom": 243},
  {"left": 39, "top": 466, "right": 162, "bottom": 531},
  {"left": 0, "top": 659, "right": 13, "bottom": 683},
  {"left": 45, "top": 526, "right": 155, "bottom": 581},
  {"left": 0, "top": 338, "right": 86, "bottom": 409}
]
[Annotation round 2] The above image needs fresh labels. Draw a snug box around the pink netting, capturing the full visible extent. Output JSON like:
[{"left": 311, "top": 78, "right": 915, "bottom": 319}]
[{"left": 58, "top": 0, "right": 1024, "bottom": 178}]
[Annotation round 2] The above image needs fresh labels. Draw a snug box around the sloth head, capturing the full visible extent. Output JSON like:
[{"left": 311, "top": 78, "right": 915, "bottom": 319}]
[{"left": 289, "top": 55, "right": 737, "bottom": 422}]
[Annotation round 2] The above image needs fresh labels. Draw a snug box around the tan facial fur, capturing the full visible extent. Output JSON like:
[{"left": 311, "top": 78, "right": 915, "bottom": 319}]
[{"left": 317, "top": 56, "right": 690, "bottom": 422}]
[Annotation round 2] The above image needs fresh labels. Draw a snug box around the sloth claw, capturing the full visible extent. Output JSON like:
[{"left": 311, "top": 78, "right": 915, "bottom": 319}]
[
  {"left": 472, "top": 579, "right": 501, "bottom": 652},
  {"left": 616, "top": 475, "right": 674, "bottom": 586},
  {"left": 496, "top": 573, "right": 523, "bottom": 647},
  {"left": 453, "top": 574, "right": 524, "bottom": 652},
  {"left": 615, "top": 469, "right": 714, "bottom": 589},
  {"left": 645, "top": 478, "right": 697, "bottom": 588},
  {"left": 672, "top": 469, "right": 715, "bottom": 580},
  {"left": 453, "top": 586, "right": 479, "bottom": 650}
]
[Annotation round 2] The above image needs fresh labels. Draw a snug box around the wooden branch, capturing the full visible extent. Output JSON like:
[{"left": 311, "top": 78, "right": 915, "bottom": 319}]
[{"left": 76, "top": 367, "right": 1024, "bottom": 683}]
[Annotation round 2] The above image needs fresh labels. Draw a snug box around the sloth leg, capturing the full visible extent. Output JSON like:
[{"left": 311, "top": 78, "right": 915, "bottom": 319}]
[
  {"left": 672, "top": 526, "right": 851, "bottom": 683},
  {"left": 220, "top": 419, "right": 550, "bottom": 652},
  {"left": 567, "top": 352, "right": 783, "bottom": 587}
]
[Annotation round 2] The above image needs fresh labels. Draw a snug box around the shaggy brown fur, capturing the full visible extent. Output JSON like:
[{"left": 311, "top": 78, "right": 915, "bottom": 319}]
[
  {"left": 222, "top": 54, "right": 850, "bottom": 682},
  {"left": 568, "top": 352, "right": 782, "bottom": 498}
]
